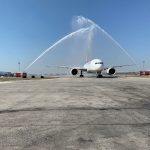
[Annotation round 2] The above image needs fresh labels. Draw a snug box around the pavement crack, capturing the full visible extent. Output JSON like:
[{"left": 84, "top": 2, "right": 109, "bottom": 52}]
[{"left": 0, "top": 106, "right": 150, "bottom": 114}]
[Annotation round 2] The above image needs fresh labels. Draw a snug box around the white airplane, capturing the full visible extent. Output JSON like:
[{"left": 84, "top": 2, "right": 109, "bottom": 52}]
[{"left": 50, "top": 58, "right": 134, "bottom": 78}]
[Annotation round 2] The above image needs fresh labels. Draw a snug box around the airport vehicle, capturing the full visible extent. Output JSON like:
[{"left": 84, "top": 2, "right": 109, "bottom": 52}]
[{"left": 51, "top": 58, "right": 134, "bottom": 78}]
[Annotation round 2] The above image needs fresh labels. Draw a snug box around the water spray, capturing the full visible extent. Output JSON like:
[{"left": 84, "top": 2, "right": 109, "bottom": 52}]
[{"left": 25, "top": 16, "right": 137, "bottom": 72}]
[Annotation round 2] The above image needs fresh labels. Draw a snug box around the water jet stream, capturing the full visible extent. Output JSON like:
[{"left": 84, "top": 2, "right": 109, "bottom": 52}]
[
  {"left": 75, "top": 16, "right": 136, "bottom": 64},
  {"left": 25, "top": 27, "right": 92, "bottom": 71}
]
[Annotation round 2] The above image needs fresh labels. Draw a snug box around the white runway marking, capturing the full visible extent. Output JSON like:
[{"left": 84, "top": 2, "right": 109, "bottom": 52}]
[{"left": 0, "top": 81, "right": 12, "bottom": 84}]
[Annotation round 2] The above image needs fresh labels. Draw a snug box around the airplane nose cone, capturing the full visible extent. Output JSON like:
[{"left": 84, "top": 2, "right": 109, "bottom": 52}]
[{"left": 97, "top": 64, "right": 103, "bottom": 70}]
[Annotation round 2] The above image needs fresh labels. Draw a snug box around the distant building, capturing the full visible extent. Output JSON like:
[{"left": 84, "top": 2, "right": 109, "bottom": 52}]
[
  {"left": 0, "top": 71, "right": 13, "bottom": 77},
  {"left": 140, "top": 70, "right": 150, "bottom": 76}
]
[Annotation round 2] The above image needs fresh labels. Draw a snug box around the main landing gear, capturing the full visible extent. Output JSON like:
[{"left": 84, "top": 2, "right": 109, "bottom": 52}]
[
  {"left": 80, "top": 70, "right": 84, "bottom": 77},
  {"left": 97, "top": 74, "right": 103, "bottom": 78}
]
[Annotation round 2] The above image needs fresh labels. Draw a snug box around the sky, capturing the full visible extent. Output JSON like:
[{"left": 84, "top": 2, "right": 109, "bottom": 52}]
[{"left": 0, "top": 0, "right": 150, "bottom": 72}]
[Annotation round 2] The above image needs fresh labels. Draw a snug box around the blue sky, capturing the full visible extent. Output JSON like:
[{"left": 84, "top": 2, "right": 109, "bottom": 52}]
[{"left": 0, "top": 0, "right": 150, "bottom": 72}]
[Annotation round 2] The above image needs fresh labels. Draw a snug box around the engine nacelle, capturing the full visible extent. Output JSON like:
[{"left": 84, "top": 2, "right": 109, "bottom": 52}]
[
  {"left": 106, "top": 68, "right": 116, "bottom": 75},
  {"left": 71, "top": 69, "right": 78, "bottom": 76}
]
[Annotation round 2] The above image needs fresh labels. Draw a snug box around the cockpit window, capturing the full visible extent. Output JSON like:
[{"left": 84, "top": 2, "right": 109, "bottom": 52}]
[{"left": 95, "top": 62, "right": 103, "bottom": 64}]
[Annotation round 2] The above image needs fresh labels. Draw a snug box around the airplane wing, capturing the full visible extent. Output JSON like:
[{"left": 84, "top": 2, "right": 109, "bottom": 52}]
[
  {"left": 104, "top": 64, "right": 136, "bottom": 70},
  {"left": 46, "top": 65, "right": 87, "bottom": 71},
  {"left": 46, "top": 65, "right": 72, "bottom": 69}
]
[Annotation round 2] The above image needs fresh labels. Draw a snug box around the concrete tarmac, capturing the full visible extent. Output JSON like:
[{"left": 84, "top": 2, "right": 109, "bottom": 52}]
[{"left": 0, "top": 77, "right": 150, "bottom": 150}]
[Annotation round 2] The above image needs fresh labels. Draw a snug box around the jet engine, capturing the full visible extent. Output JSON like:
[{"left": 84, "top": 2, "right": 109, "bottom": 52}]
[
  {"left": 106, "top": 68, "right": 116, "bottom": 75},
  {"left": 71, "top": 69, "right": 78, "bottom": 75}
]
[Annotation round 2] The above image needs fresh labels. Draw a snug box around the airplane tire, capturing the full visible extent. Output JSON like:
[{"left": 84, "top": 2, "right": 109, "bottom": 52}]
[
  {"left": 97, "top": 74, "right": 102, "bottom": 78},
  {"left": 80, "top": 75, "right": 84, "bottom": 77}
]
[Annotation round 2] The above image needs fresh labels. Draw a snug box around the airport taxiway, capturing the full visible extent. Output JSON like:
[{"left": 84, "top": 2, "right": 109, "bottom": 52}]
[{"left": 0, "top": 77, "right": 150, "bottom": 150}]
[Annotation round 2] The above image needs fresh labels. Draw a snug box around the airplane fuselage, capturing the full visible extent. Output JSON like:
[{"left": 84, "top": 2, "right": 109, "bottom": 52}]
[{"left": 83, "top": 59, "right": 104, "bottom": 73}]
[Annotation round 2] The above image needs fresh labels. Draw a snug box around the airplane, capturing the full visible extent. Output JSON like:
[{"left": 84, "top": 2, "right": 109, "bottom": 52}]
[{"left": 48, "top": 58, "right": 135, "bottom": 78}]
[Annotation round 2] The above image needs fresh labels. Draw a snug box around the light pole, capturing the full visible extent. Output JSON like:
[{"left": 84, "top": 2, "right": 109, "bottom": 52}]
[{"left": 18, "top": 62, "right": 21, "bottom": 72}]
